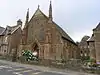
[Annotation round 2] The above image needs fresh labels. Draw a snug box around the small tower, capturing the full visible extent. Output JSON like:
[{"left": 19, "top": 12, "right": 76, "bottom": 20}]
[{"left": 49, "top": 1, "right": 53, "bottom": 22}]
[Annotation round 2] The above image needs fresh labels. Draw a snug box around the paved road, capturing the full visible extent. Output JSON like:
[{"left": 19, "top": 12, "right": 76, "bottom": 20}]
[
  {"left": 0, "top": 60, "right": 97, "bottom": 75},
  {"left": 0, "top": 63, "right": 64, "bottom": 75}
]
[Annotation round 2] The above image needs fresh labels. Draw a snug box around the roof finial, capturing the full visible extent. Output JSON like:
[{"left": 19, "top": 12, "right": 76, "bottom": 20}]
[
  {"left": 38, "top": 5, "right": 40, "bottom": 9},
  {"left": 50, "top": 0, "right": 51, "bottom": 4}
]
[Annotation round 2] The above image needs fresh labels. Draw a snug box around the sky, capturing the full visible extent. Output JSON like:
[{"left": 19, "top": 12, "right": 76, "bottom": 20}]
[{"left": 0, "top": 0, "right": 100, "bottom": 42}]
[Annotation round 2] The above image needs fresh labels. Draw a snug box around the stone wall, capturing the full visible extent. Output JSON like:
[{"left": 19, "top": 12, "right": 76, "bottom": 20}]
[
  {"left": 88, "top": 41, "right": 96, "bottom": 60},
  {"left": 94, "top": 30, "right": 100, "bottom": 64}
]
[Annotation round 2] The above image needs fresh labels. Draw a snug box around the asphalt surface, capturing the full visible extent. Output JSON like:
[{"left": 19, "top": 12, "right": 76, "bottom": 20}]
[
  {"left": 0, "top": 64, "right": 65, "bottom": 75},
  {"left": 0, "top": 60, "right": 97, "bottom": 75}
]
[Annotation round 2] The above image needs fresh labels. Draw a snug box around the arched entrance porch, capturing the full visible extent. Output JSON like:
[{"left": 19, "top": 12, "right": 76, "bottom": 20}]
[{"left": 32, "top": 42, "right": 39, "bottom": 59}]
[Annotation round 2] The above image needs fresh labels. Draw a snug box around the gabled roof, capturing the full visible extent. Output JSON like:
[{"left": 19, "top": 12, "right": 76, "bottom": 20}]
[
  {"left": 24, "top": 8, "right": 48, "bottom": 29},
  {"left": 27, "top": 7, "right": 76, "bottom": 45},
  {"left": 29, "top": 8, "right": 48, "bottom": 22}
]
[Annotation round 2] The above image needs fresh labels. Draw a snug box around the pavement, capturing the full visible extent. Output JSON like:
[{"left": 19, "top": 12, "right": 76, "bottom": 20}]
[{"left": 0, "top": 60, "right": 98, "bottom": 75}]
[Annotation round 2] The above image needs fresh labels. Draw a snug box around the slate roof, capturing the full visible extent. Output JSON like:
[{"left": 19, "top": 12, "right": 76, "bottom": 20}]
[
  {"left": 79, "top": 36, "right": 90, "bottom": 46},
  {"left": 1, "top": 25, "right": 21, "bottom": 35},
  {"left": 28, "top": 8, "right": 76, "bottom": 45},
  {"left": 0, "top": 26, "right": 5, "bottom": 35},
  {"left": 53, "top": 22, "right": 75, "bottom": 44}
]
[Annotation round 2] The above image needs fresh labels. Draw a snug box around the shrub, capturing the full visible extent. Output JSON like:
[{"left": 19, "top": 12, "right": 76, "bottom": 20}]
[{"left": 22, "top": 50, "right": 38, "bottom": 61}]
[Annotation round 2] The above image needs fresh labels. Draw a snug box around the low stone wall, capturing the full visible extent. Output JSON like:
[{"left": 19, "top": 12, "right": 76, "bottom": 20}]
[
  {"left": 66, "top": 61, "right": 82, "bottom": 71},
  {"left": 0, "top": 55, "right": 83, "bottom": 71},
  {"left": 17, "top": 57, "right": 82, "bottom": 69},
  {"left": 0, "top": 55, "right": 12, "bottom": 61},
  {"left": 24, "top": 59, "right": 82, "bottom": 70}
]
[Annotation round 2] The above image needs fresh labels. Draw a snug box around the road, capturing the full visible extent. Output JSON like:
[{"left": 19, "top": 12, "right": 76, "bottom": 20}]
[
  {"left": 0, "top": 63, "right": 64, "bottom": 75},
  {"left": 0, "top": 60, "right": 97, "bottom": 75}
]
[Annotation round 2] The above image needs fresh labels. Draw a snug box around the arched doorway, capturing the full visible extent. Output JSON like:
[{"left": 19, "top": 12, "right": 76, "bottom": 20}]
[{"left": 32, "top": 43, "right": 39, "bottom": 58}]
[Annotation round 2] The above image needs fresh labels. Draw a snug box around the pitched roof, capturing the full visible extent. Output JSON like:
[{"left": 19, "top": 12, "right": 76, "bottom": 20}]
[
  {"left": 53, "top": 22, "right": 75, "bottom": 44},
  {"left": 30, "top": 8, "right": 48, "bottom": 21},
  {"left": 27, "top": 8, "right": 76, "bottom": 45},
  {"left": 87, "top": 34, "right": 94, "bottom": 42},
  {"left": 93, "top": 22, "right": 100, "bottom": 31},
  {"left": 11, "top": 25, "right": 21, "bottom": 34},
  {"left": 1, "top": 25, "right": 21, "bottom": 35},
  {"left": 24, "top": 8, "right": 48, "bottom": 29}
]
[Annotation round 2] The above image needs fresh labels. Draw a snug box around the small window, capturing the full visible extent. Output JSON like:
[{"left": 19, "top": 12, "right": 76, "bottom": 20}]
[
  {"left": 4, "top": 50, "right": 6, "bottom": 52},
  {"left": 81, "top": 51, "right": 82, "bottom": 53}
]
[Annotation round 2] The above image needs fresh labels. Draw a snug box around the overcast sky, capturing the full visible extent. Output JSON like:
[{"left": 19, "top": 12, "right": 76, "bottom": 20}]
[{"left": 0, "top": 0, "right": 100, "bottom": 42}]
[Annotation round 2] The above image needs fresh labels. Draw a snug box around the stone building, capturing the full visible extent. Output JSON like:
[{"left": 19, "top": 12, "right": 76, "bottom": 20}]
[
  {"left": 87, "top": 34, "right": 95, "bottom": 60},
  {"left": 0, "top": 26, "right": 5, "bottom": 55},
  {"left": 20, "top": 1, "right": 79, "bottom": 62},
  {"left": 79, "top": 36, "right": 90, "bottom": 60},
  {"left": 88, "top": 23, "right": 100, "bottom": 64},
  {"left": 0, "top": 19, "right": 22, "bottom": 57}
]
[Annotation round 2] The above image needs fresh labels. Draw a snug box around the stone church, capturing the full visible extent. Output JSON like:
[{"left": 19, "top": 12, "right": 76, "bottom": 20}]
[
  {"left": 20, "top": 1, "right": 79, "bottom": 62},
  {"left": 87, "top": 23, "right": 100, "bottom": 64}
]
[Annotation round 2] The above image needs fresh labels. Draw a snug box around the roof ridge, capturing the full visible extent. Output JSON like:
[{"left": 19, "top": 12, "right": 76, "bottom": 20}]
[
  {"left": 87, "top": 34, "right": 94, "bottom": 42},
  {"left": 94, "top": 22, "right": 100, "bottom": 31}
]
